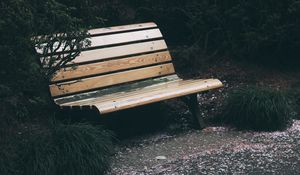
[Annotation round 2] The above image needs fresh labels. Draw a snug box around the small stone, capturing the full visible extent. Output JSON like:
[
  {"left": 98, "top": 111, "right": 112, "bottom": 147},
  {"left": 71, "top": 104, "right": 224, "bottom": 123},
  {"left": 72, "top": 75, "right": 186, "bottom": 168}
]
[{"left": 155, "top": 156, "right": 167, "bottom": 160}]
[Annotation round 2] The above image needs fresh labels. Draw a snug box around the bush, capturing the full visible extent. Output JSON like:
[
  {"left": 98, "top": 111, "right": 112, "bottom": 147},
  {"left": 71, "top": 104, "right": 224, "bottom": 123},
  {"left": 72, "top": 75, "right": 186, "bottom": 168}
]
[
  {"left": 20, "top": 123, "right": 114, "bottom": 175},
  {"left": 222, "top": 86, "right": 292, "bottom": 131},
  {"left": 287, "top": 85, "right": 300, "bottom": 119},
  {"left": 0, "top": 145, "right": 19, "bottom": 175},
  {"left": 131, "top": 0, "right": 300, "bottom": 68},
  {"left": 172, "top": 45, "right": 219, "bottom": 77},
  {"left": 294, "top": 91, "right": 300, "bottom": 118},
  {"left": 0, "top": 0, "right": 106, "bottom": 135}
]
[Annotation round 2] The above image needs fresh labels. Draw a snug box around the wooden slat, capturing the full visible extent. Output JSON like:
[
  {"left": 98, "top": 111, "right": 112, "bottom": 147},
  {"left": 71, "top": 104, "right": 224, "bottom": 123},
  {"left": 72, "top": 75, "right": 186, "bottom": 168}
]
[
  {"left": 58, "top": 78, "right": 223, "bottom": 108},
  {"left": 36, "top": 28, "right": 163, "bottom": 55},
  {"left": 89, "top": 22, "right": 157, "bottom": 36},
  {"left": 92, "top": 79, "right": 223, "bottom": 114},
  {"left": 49, "top": 63, "right": 175, "bottom": 97},
  {"left": 62, "top": 79, "right": 192, "bottom": 107},
  {"left": 52, "top": 51, "right": 172, "bottom": 82},
  {"left": 58, "top": 77, "right": 181, "bottom": 106},
  {"left": 62, "top": 79, "right": 219, "bottom": 107},
  {"left": 34, "top": 22, "right": 156, "bottom": 43},
  {"left": 71, "top": 40, "right": 168, "bottom": 64},
  {"left": 90, "top": 28, "right": 162, "bottom": 47},
  {"left": 43, "top": 40, "right": 168, "bottom": 66},
  {"left": 54, "top": 75, "right": 180, "bottom": 105}
]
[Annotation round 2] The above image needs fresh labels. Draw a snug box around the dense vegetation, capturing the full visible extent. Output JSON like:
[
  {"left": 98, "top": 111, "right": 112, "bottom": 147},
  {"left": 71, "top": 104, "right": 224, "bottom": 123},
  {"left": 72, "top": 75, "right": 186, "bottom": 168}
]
[
  {"left": 128, "top": 0, "right": 300, "bottom": 68},
  {"left": 0, "top": 123, "right": 114, "bottom": 175},
  {"left": 21, "top": 123, "right": 113, "bottom": 175},
  {"left": 288, "top": 82, "right": 300, "bottom": 119},
  {"left": 0, "top": 0, "right": 300, "bottom": 174},
  {"left": 0, "top": 1, "right": 113, "bottom": 174},
  {"left": 222, "top": 87, "right": 292, "bottom": 131}
]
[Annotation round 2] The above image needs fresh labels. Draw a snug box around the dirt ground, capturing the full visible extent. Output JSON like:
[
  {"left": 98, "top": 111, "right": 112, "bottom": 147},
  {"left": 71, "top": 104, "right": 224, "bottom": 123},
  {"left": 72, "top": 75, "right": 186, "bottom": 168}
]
[{"left": 107, "top": 59, "right": 300, "bottom": 175}]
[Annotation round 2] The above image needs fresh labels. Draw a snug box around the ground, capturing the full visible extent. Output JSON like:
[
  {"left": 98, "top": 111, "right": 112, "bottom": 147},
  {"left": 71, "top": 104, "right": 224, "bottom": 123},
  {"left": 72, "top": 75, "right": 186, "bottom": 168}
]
[
  {"left": 109, "top": 121, "right": 300, "bottom": 175},
  {"left": 106, "top": 59, "right": 300, "bottom": 174}
]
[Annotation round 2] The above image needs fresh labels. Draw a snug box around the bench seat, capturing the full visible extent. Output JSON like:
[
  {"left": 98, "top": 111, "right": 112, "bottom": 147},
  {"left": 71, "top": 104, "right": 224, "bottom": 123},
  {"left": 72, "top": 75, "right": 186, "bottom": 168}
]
[{"left": 54, "top": 75, "right": 222, "bottom": 114}]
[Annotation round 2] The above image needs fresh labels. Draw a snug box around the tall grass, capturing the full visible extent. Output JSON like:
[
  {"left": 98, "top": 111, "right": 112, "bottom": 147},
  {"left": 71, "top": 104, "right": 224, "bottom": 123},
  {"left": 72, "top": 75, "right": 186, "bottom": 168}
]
[
  {"left": 288, "top": 85, "right": 300, "bottom": 119},
  {"left": 294, "top": 91, "right": 300, "bottom": 119},
  {"left": 222, "top": 86, "right": 292, "bottom": 131},
  {"left": 0, "top": 145, "right": 19, "bottom": 175},
  {"left": 20, "top": 123, "right": 114, "bottom": 175}
]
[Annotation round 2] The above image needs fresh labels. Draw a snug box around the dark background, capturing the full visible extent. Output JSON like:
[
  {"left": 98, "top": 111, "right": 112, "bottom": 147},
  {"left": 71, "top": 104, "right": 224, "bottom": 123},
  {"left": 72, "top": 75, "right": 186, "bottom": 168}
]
[{"left": 0, "top": 1, "right": 299, "bottom": 174}]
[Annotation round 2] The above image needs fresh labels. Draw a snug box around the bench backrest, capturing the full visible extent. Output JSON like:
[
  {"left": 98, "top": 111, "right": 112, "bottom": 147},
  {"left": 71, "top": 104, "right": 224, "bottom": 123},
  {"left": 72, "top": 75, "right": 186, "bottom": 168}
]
[{"left": 39, "top": 22, "right": 176, "bottom": 97}]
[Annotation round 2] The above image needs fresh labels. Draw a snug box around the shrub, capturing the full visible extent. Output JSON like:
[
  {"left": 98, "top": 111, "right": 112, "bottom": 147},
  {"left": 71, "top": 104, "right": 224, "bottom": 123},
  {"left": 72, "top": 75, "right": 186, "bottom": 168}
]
[
  {"left": 222, "top": 86, "right": 292, "bottom": 131},
  {"left": 287, "top": 85, "right": 300, "bottom": 119},
  {"left": 0, "top": 0, "right": 106, "bottom": 135},
  {"left": 172, "top": 45, "right": 219, "bottom": 77},
  {"left": 294, "top": 90, "right": 300, "bottom": 118},
  {"left": 131, "top": 0, "right": 300, "bottom": 68},
  {"left": 0, "top": 145, "right": 19, "bottom": 175},
  {"left": 20, "top": 123, "right": 114, "bottom": 175}
]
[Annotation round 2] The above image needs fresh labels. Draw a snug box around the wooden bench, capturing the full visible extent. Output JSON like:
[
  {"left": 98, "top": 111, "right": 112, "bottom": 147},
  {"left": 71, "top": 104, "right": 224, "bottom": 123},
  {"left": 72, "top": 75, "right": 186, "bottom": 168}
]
[{"left": 37, "top": 22, "right": 223, "bottom": 128}]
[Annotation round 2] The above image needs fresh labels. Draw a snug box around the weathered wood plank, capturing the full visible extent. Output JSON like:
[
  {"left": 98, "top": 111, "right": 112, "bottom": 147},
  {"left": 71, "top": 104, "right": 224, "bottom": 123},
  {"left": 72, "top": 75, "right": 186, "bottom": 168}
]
[
  {"left": 59, "top": 77, "right": 182, "bottom": 107},
  {"left": 90, "top": 28, "right": 162, "bottom": 47},
  {"left": 50, "top": 63, "right": 175, "bottom": 97},
  {"left": 58, "top": 79, "right": 223, "bottom": 112},
  {"left": 36, "top": 28, "right": 163, "bottom": 55},
  {"left": 66, "top": 79, "right": 199, "bottom": 106},
  {"left": 34, "top": 22, "right": 156, "bottom": 42},
  {"left": 54, "top": 75, "right": 180, "bottom": 105},
  {"left": 42, "top": 40, "right": 168, "bottom": 66},
  {"left": 86, "top": 79, "right": 220, "bottom": 106},
  {"left": 52, "top": 51, "right": 172, "bottom": 82},
  {"left": 71, "top": 40, "right": 168, "bottom": 64},
  {"left": 89, "top": 22, "right": 157, "bottom": 36},
  {"left": 93, "top": 79, "right": 223, "bottom": 114}
]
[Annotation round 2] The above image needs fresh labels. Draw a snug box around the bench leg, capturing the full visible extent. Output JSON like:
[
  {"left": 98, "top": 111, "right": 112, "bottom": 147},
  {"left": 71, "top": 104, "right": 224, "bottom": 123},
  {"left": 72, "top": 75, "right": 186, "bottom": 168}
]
[{"left": 186, "top": 94, "right": 205, "bottom": 129}]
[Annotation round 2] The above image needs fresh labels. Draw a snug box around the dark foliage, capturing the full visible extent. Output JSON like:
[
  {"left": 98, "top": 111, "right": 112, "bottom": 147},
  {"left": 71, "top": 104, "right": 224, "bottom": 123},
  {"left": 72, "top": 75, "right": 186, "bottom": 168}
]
[
  {"left": 222, "top": 86, "right": 292, "bottom": 131},
  {"left": 287, "top": 81, "right": 300, "bottom": 119},
  {"left": 172, "top": 45, "right": 218, "bottom": 77},
  {"left": 0, "top": 144, "right": 19, "bottom": 175},
  {"left": 0, "top": 0, "right": 102, "bottom": 131},
  {"left": 130, "top": 0, "right": 300, "bottom": 69},
  {"left": 1, "top": 0, "right": 299, "bottom": 125},
  {"left": 1, "top": 0, "right": 300, "bottom": 173},
  {"left": 0, "top": 123, "right": 114, "bottom": 175},
  {"left": 21, "top": 123, "right": 114, "bottom": 175},
  {"left": 0, "top": 1, "right": 111, "bottom": 174},
  {"left": 294, "top": 91, "right": 300, "bottom": 118},
  {"left": 295, "top": 96, "right": 300, "bottom": 119}
]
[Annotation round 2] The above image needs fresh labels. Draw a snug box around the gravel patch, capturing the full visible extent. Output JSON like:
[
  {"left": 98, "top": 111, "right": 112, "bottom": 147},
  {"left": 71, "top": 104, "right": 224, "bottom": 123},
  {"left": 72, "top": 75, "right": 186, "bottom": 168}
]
[{"left": 109, "top": 120, "right": 300, "bottom": 175}]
